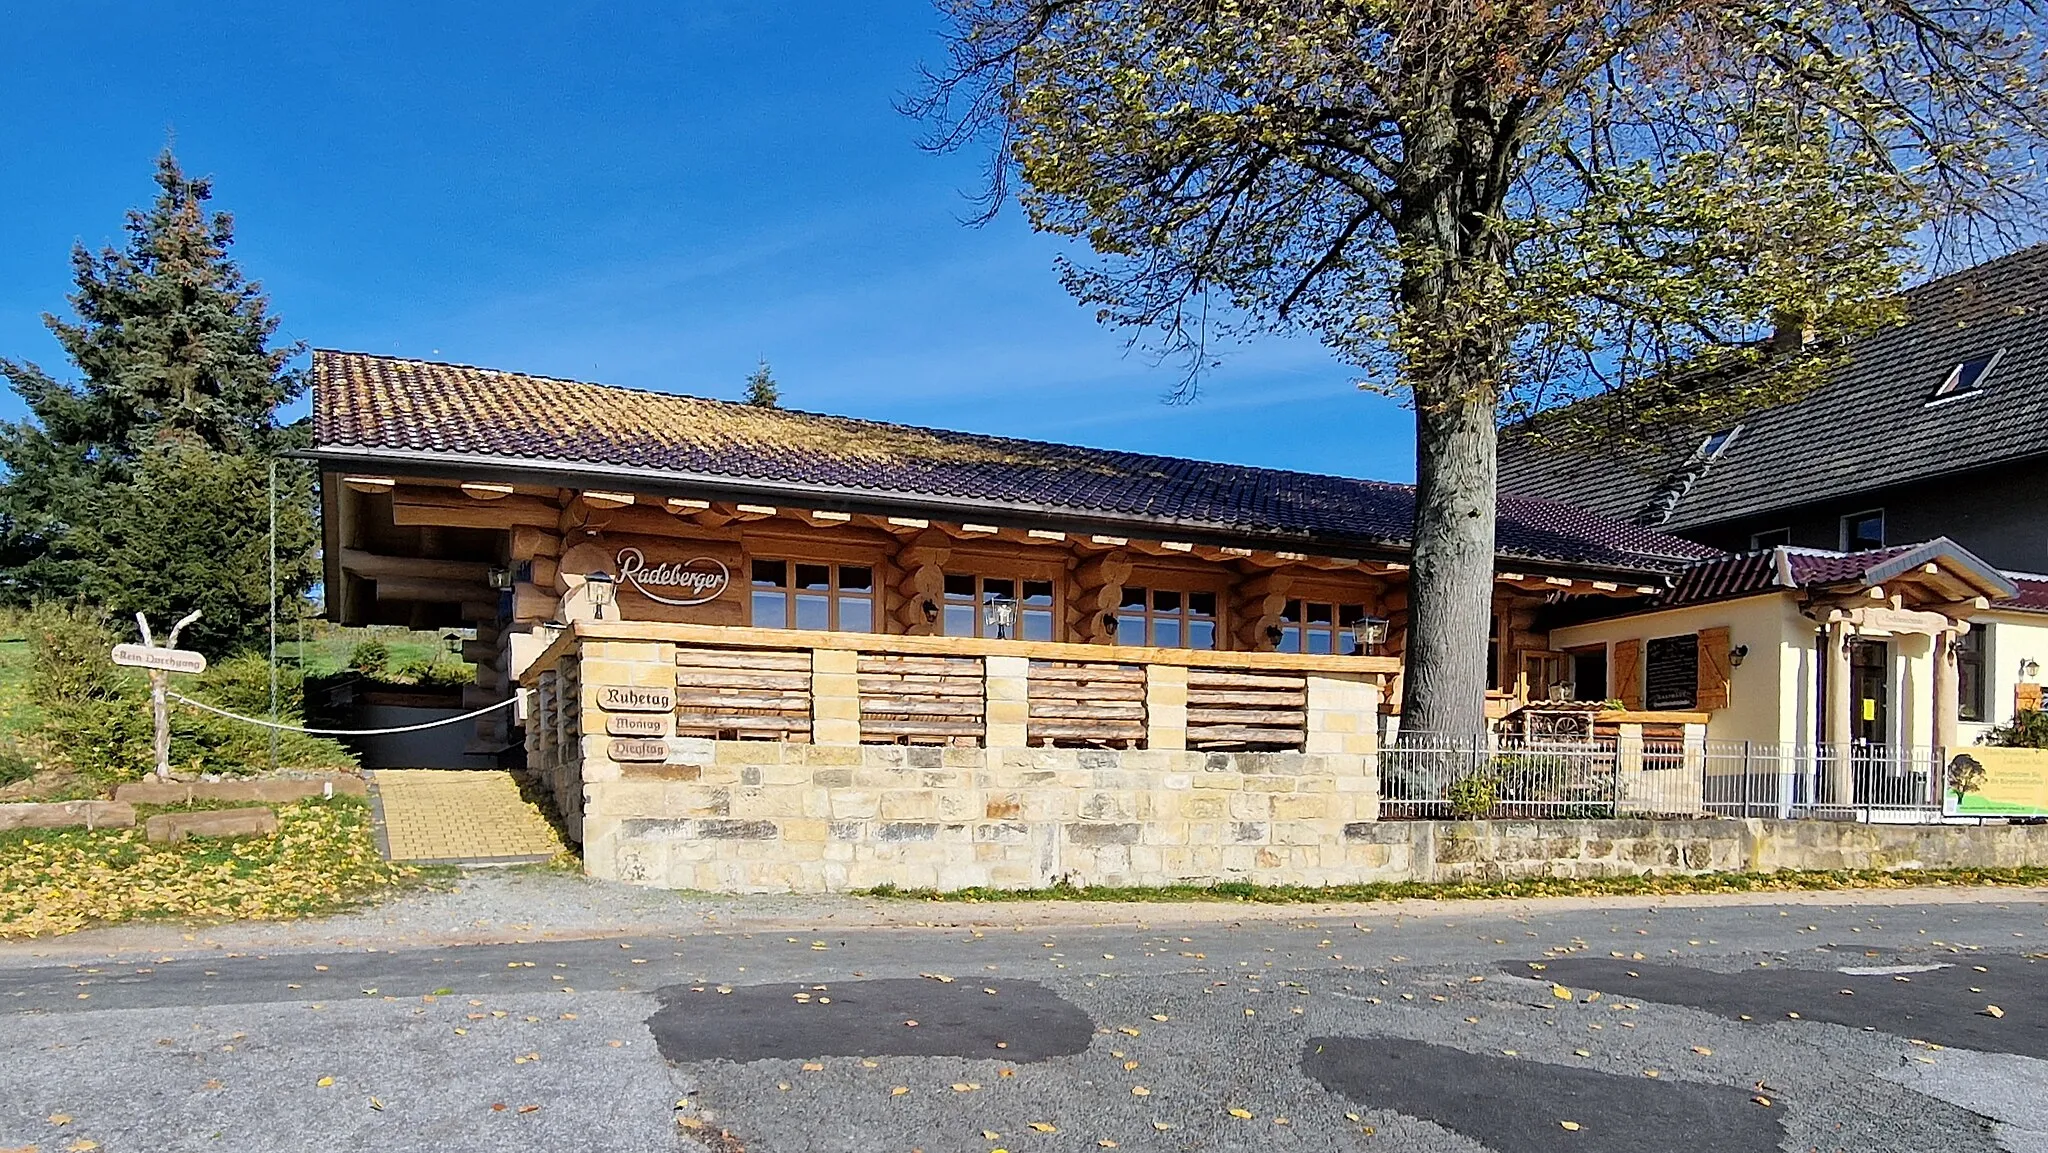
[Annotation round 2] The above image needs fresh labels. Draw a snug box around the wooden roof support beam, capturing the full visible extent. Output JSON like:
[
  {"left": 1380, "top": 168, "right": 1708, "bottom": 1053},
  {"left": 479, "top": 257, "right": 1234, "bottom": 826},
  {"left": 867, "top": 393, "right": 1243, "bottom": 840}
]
[
  {"left": 1026, "top": 529, "right": 1067, "bottom": 542},
  {"left": 960, "top": 523, "right": 1000, "bottom": 535},
  {"left": 732, "top": 503, "right": 778, "bottom": 520},
  {"left": 581, "top": 490, "right": 635, "bottom": 509},
  {"left": 1090, "top": 534, "right": 1128, "bottom": 546},
  {"left": 343, "top": 475, "right": 396, "bottom": 494},
  {"left": 664, "top": 498, "right": 712, "bottom": 514},
  {"left": 801, "top": 509, "right": 853, "bottom": 526},
  {"left": 460, "top": 482, "right": 516, "bottom": 501}
]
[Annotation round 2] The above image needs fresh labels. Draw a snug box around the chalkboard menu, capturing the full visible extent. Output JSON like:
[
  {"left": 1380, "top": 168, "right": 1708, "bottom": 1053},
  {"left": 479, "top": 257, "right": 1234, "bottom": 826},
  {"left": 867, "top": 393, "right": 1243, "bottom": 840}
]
[{"left": 1644, "top": 634, "right": 1699, "bottom": 711}]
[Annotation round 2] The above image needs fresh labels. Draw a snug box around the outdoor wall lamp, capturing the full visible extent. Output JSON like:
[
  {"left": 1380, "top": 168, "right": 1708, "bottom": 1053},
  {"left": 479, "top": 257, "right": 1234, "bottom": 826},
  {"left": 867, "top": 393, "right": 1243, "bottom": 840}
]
[
  {"left": 1265, "top": 625, "right": 1285, "bottom": 646},
  {"left": 983, "top": 597, "right": 1017, "bottom": 641},
  {"left": 1101, "top": 611, "right": 1119, "bottom": 636},
  {"left": 442, "top": 632, "right": 464, "bottom": 655},
  {"left": 921, "top": 599, "right": 939, "bottom": 624},
  {"left": 1355, "top": 616, "right": 1390, "bottom": 654},
  {"left": 2024, "top": 658, "right": 2043, "bottom": 682},
  {"left": 486, "top": 565, "right": 514, "bottom": 590},
  {"left": 1730, "top": 644, "right": 1749, "bottom": 668},
  {"left": 585, "top": 571, "right": 616, "bottom": 620}
]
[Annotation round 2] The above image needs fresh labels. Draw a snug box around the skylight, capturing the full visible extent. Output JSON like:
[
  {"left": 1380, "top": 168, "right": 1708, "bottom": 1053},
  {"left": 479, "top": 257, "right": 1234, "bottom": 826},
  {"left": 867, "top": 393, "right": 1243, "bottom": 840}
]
[
  {"left": 1697, "top": 426, "right": 1741, "bottom": 460},
  {"left": 1929, "top": 349, "right": 2003, "bottom": 403}
]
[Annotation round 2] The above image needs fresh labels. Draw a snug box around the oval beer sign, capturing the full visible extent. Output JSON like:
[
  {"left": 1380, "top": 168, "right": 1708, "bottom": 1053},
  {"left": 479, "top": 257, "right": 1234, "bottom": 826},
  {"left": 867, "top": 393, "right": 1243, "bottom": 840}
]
[{"left": 616, "top": 548, "right": 728, "bottom": 606}]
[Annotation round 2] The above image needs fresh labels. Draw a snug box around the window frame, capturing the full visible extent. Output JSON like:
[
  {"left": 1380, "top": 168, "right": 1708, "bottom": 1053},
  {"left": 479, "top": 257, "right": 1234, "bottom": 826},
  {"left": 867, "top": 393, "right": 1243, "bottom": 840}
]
[
  {"left": 939, "top": 571, "right": 1061, "bottom": 641},
  {"left": 747, "top": 557, "right": 878, "bottom": 634},
  {"left": 1840, "top": 509, "right": 1886, "bottom": 552},
  {"left": 1927, "top": 349, "right": 2004, "bottom": 406},
  {"left": 1750, "top": 528, "right": 1791, "bottom": 550},
  {"left": 1957, "top": 625, "right": 1988, "bottom": 724},
  {"left": 1275, "top": 599, "right": 1378, "bottom": 657},
  {"left": 1115, "top": 584, "right": 1222, "bottom": 650}
]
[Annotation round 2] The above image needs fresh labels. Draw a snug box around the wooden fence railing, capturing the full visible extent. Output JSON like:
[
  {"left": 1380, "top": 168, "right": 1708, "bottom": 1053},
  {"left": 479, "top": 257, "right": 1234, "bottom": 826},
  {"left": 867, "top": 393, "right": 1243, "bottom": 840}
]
[
  {"left": 674, "top": 645, "right": 813, "bottom": 741},
  {"left": 858, "top": 654, "right": 986, "bottom": 746},
  {"left": 1028, "top": 660, "right": 1146, "bottom": 748},
  {"left": 1186, "top": 669, "right": 1308, "bottom": 750}
]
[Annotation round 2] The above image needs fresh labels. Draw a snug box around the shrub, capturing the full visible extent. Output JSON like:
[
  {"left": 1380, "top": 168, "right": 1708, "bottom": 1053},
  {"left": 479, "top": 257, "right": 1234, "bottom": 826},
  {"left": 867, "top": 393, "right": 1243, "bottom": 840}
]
[
  {"left": 396, "top": 657, "right": 474, "bottom": 688},
  {"left": 1447, "top": 773, "right": 1500, "bottom": 819},
  {"left": 27, "top": 603, "right": 125, "bottom": 708},
  {"left": 348, "top": 639, "right": 392, "bottom": 678},
  {"left": 200, "top": 652, "right": 306, "bottom": 719},
  {"left": 1986, "top": 710, "right": 2048, "bottom": 750},
  {"left": 0, "top": 739, "right": 36, "bottom": 786}
]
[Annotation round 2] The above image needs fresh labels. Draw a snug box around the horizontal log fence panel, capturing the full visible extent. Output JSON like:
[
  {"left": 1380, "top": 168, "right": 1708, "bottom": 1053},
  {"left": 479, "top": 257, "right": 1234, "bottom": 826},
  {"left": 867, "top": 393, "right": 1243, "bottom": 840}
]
[
  {"left": 1186, "top": 669, "right": 1307, "bottom": 751},
  {"left": 859, "top": 654, "right": 985, "bottom": 746},
  {"left": 673, "top": 646, "right": 813, "bottom": 742},
  {"left": 1027, "top": 660, "right": 1147, "bottom": 748}
]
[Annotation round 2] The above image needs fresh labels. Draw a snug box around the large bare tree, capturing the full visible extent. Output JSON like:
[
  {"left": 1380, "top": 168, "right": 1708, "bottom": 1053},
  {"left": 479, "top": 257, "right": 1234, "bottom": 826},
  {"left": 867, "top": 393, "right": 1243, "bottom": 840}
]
[{"left": 908, "top": 0, "right": 2048, "bottom": 737}]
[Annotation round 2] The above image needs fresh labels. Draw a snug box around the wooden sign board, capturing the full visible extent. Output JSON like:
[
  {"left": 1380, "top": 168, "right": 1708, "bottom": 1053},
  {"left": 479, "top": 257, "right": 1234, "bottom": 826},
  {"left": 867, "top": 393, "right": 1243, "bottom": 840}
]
[
  {"left": 609, "top": 738, "right": 671, "bottom": 763},
  {"left": 111, "top": 643, "right": 208, "bottom": 674},
  {"left": 1644, "top": 634, "right": 1699, "bottom": 711},
  {"left": 606, "top": 713, "right": 672, "bottom": 738},
  {"left": 1845, "top": 606, "right": 1951, "bottom": 636},
  {"left": 595, "top": 685, "right": 675, "bottom": 713}
]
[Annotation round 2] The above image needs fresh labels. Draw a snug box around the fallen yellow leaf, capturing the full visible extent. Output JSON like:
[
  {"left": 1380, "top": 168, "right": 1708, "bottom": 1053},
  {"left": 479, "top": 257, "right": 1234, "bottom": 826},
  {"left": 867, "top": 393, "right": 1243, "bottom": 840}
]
[
  {"left": 1228, "top": 1108, "right": 1254, "bottom": 1119},
  {"left": 890, "top": 1086, "right": 909, "bottom": 1097},
  {"left": 1560, "top": 1120, "right": 1582, "bottom": 1131},
  {"left": 316, "top": 1076, "right": 334, "bottom": 1088},
  {"left": 1028, "top": 1122, "right": 1058, "bottom": 1133}
]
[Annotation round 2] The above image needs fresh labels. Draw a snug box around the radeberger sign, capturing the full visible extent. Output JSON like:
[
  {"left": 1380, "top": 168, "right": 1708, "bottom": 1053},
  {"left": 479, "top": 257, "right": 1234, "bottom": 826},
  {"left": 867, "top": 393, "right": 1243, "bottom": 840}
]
[
  {"left": 616, "top": 547, "right": 728, "bottom": 606},
  {"left": 595, "top": 684, "right": 675, "bottom": 713}
]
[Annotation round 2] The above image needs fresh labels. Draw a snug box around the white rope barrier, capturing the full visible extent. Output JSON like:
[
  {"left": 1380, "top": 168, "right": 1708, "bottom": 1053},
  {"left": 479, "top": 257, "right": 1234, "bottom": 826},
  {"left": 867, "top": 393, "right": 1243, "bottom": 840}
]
[{"left": 166, "top": 690, "right": 524, "bottom": 736}]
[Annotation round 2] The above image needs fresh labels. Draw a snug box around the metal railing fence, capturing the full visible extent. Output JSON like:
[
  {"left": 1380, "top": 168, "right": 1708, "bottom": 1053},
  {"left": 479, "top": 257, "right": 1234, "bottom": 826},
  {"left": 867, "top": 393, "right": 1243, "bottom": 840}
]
[{"left": 1380, "top": 733, "right": 1954, "bottom": 823}]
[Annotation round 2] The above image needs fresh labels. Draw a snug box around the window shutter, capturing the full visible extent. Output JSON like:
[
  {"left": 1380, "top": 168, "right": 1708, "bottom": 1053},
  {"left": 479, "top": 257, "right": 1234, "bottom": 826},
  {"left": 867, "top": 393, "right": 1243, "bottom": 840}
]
[
  {"left": 1613, "top": 639, "right": 1642, "bottom": 710},
  {"left": 1696, "top": 626, "right": 1731, "bottom": 711}
]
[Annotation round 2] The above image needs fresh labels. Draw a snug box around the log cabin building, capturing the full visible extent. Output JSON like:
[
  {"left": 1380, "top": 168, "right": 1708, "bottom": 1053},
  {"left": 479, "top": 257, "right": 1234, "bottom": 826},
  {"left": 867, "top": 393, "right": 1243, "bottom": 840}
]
[{"left": 309, "top": 348, "right": 1726, "bottom": 755}]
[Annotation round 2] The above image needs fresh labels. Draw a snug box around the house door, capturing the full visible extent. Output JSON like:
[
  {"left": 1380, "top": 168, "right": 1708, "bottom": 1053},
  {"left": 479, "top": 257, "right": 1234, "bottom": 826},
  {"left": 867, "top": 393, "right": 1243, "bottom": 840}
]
[{"left": 1849, "top": 638, "right": 1890, "bottom": 747}]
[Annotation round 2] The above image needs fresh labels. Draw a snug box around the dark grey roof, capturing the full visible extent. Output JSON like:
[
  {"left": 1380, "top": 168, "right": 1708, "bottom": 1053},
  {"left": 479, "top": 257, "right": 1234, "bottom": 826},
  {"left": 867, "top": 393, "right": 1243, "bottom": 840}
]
[
  {"left": 311, "top": 350, "right": 1721, "bottom": 577},
  {"left": 1498, "top": 244, "right": 2048, "bottom": 528}
]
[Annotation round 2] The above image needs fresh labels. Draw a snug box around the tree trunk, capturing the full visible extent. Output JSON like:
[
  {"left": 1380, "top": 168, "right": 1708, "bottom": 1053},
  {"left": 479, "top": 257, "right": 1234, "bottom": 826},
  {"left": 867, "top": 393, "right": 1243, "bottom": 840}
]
[{"left": 1399, "top": 385, "right": 1499, "bottom": 742}]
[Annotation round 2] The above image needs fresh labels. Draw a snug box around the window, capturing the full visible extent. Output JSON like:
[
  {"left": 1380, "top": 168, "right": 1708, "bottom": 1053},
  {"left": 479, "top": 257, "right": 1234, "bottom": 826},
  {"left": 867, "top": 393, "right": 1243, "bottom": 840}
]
[
  {"left": 1568, "top": 644, "right": 1609, "bottom": 701},
  {"left": 941, "top": 574, "right": 1056, "bottom": 640},
  {"left": 1929, "top": 349, "right": 2003, "bottom": 403},
  {"left": 750, "top": 560, "right": 874, "bottom": 632},
  {"left": 1841, "top": 509, "right": 1885, "bottom": 552},
  {"left": 1116, "top": 587, "right": 1218, "bottom": 649},
  {"left": 1698, "top": 426, "right": 1742, "bottom": 460},
  {"left": 1644, "top": 634, "right": 1700, "bottom": 710},
  {"left": 1751, "top": 528, "right": 1791, "bottom": 550},
  {"left": 1958, "top": 626, "right": 1988, "bottom": 723},
  {"left": 1486, "top": 614, "right": 1502, "bottom": 691},
  {"left": 1276, "top": 601, "right": 1374, "bottom": 656}
]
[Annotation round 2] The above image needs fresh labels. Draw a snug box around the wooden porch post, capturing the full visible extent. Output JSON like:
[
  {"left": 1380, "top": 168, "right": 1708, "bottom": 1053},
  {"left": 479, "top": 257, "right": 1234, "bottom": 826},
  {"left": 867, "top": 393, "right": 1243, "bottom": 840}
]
[
  {"left": 1932, "top": 625, "right": 1960, "bottom": 756},
  {"left": 1825, "top": 618, "right": 1854, "bottom": 806}
]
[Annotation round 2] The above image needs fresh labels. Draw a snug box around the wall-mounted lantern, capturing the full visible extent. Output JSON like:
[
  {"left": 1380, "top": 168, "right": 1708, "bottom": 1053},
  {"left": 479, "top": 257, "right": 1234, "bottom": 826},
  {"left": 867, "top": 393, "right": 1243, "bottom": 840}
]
[
  {"left": 486, "top": 566, "right": 514, "bottom": 590},
  {"left": 1353, "top": 616, "right": 1390, "bottom": 655},
  {"left": 2024, "top": 657, "right": 2043, "bottom": 683},
  {"left": 442, "top": 631, "right": 464, "bottom": 655},
  {"left": 921, "top": 599, "right": 939, "bottom": 625},
  {"left": 982, "top": 597, "right": 1017, "bottom": 641},
  {"left": 1730, "top": 644, "right": 1750, "bottom": 668},
  {"left": 585, "top": 571, "right": 616, "bottom": 620}
]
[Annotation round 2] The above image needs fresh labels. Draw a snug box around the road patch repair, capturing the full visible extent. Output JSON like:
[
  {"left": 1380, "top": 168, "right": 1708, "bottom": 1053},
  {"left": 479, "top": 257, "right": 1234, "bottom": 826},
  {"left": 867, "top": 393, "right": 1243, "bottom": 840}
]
[
  {"left": 1302, "top": 1035, "right": 1785, "bottom": 1152},
  {"left": 368, "top": 769, "right": 564, "bottom": 864},
  {"left": 1516, "top": 954, "right": 2048, "bottom": 1060},
  {"left": 646, "top": 978, "right": 1095, "bottom": 1063}
]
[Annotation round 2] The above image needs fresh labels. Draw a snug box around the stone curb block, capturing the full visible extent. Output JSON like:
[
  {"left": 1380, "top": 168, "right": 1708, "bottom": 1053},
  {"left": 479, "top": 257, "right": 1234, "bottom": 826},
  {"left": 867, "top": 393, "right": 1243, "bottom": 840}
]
[
  {"left": 114, "top": 777, "right": 367, "bottom": 804},
  {"left": 0, "top": 801, "right": 137, "bottom": 832},
  {"left": 143, "top": 806, "right": 278, "bottom": 843}
]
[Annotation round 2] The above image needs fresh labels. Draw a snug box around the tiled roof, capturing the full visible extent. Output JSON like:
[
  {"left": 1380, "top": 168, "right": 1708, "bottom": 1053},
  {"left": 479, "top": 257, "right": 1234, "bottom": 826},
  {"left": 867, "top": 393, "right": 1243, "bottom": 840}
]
[
  {"left": 1653, "top": 540, "right": 2018, "bottom": 609},
  {"left": 310, "top": 350, "right": 1720, "bottom": 576},
  {"left": 1497, "top": 243, "right": 2048, "bottom": 528},
  {"left": 2005, "top": 573, "right": 2048, "bottom": 615}
]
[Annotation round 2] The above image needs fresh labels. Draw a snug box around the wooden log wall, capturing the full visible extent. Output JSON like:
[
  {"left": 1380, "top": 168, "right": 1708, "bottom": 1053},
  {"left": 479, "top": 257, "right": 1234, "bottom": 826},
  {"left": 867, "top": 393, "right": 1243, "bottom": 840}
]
[
  {"left": 892, "top": 530, "right": 950, "bottom": 636},
  {"left": 1027, "top": 660, "right": 1146, "bottom": 748},
  {"left": 1066, "top": 550, "right": 1132, "bottom": 644},
  {"left": 1186, "top": 668, "right": 1308, "bottom": 750},
  {"left": 858, "top": 654, "right": 986, "bottom": 746},
  {"left": 1230, "top": 572, "right": 1295, "bottom": 652},
  {"left": 673, "top": 646, "right": 814, "bottom": 742}
]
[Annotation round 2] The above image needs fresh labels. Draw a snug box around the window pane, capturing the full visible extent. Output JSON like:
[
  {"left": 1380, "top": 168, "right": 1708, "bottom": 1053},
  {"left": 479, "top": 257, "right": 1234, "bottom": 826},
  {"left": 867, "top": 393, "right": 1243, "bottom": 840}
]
[
  {"left": 1337, "top": 604, "right": 1366, "bottom": 627},
  {"left": 1308, "top": 629, "right": 1332, "bottom": 655},
  {"left": 983, "top": 578, "right": 1015, "bottom": 601},
  {"left": 1022, "top": 609, "right": 1054, "bottom": 641},
  {"left": 945, "top": 573, "right": 976, "bottom": 598},
  {"left": 795, "top": 593, "right": 830, "bottom": 631},
  {"left": 1279, "top": 626, "right": 1302, "bottom": 654},
  {"left": 1153, "top": 618, "right": 1182, "bottom": 648},
  {"left": 1152, "top": 589, "right": 1182, "bottom": 613},
  {"left": 1189, "top": 591, "right": 1217, "bottom": 617},
  {"left": 1188, "top": 620, "right": 1215, "bottom": 650},
  {"left": 751, "top": 590, "right": 787, "bottom": 629},
  {"left": 1022, "top": 580, "right": 1054, "bottom": 606},
  {"left": 751, "top": 559, "right": 787, "bottom": 588},
  {"left": 1306, "top": 602, "right": 1333, "bottom": 624},
  {"left": 944, "top": 604, "right": 977, "bottom": 636},
  {"left": 795, "top": 563, "right": 832, "bottom": 591},
  {"left": 838, "top": 596, "right": 873, "bottom": 634},
  {"left": 1281, "top": 600, "right": 1303, "bottom": 623},
  {"left": 1117, "top": 615, "right": 1147, "bottom": 646},
  {"left": 1121, "top": 587, "right": 1149, "bottom": 610},
  {"left": 838, "top": 565, "right": 873, "bottom": 593}
]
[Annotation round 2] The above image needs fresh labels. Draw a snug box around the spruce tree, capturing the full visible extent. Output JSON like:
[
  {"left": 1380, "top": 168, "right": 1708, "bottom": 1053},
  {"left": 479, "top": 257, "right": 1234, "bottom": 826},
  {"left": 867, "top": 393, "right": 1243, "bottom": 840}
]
[
  {"left": 0, "top": 150, "right": 313, "bottom": 650},
  {"left": 743, "top": 358, "right": 780, "bottom": 408}
]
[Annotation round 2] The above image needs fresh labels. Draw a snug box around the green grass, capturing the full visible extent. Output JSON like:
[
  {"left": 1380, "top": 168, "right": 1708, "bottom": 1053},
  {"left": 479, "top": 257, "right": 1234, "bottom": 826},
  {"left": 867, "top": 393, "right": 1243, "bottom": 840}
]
[
  {"left": 857, "top": 866, "right": 2048, "bottom": 905},
  {"left": 290, "top": 625, "right": 458, "bottom": 678}
]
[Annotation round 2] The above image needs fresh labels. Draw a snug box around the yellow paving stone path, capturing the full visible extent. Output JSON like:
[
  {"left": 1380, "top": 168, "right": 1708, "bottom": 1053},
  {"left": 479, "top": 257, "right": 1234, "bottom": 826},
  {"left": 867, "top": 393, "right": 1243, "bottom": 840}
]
[{"left": 370, "top": 770, "right": 565, "bottom": 863}]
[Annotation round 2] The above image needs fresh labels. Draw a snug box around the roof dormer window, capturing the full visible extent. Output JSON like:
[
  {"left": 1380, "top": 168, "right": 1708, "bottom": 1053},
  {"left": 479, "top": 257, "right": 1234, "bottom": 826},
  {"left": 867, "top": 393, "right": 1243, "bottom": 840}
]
[
  {"left": 1928, "top": 349, "right": 2003, "bottom": 404},
  {"left": 1697, "top": 426, "right": 1741, "bottom": 460}
]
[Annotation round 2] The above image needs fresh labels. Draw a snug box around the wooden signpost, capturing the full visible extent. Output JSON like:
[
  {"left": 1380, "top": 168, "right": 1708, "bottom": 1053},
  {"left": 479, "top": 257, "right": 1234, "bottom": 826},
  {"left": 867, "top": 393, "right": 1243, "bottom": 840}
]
[{"left": 112, "top": 610, "right": 205, "bottom": 781}]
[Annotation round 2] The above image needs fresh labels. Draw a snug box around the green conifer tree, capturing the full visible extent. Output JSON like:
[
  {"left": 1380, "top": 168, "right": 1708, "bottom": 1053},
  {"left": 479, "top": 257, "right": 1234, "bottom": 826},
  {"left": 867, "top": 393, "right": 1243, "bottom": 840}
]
[
  {"left": 0, "top": 150, "right": 315, "bottom": 650},
  {"left": 743, "top": 358, "right": 780, "bottom": 408}
]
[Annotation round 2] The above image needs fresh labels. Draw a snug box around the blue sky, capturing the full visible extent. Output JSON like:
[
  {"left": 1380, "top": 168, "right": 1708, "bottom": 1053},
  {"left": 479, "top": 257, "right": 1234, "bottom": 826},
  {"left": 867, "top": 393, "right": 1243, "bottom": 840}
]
[{"left": 0, "top": 1, "right": 1416, "bottom": 481}]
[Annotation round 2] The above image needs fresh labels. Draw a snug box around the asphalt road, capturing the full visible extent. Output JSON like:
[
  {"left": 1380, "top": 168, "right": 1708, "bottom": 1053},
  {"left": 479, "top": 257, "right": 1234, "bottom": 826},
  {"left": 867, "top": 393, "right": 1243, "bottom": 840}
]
[{"left": 5, "top": 892, "right": 2048, "bottom": 1152}]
